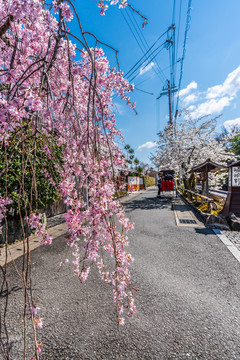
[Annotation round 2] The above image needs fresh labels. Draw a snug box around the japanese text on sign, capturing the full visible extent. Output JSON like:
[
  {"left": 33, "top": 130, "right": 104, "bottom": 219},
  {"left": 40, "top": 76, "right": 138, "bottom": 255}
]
[{"left": 232, "top": 167, "right": 240, "bottom": 186}]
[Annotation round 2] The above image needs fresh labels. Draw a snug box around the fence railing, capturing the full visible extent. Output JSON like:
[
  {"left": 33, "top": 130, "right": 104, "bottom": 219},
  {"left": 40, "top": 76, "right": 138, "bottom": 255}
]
[{"left": 178, "top": 188, "right": 215, "bottom": 213}]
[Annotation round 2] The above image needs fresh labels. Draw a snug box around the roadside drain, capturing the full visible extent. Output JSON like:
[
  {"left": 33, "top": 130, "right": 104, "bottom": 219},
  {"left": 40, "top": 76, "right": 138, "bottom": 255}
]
[
  {"left": 178, "top": 219, "right": 197, "bottom": 224},
  {"left": 173, "top": 200, "right": 205, "bottom": 228}
]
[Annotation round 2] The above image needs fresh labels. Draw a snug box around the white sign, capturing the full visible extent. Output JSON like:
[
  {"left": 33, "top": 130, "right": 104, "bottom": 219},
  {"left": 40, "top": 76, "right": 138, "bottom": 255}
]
[
  {"left": 232, "top": 167, "right": 240, "bottom": 187},
  {"left": 128, "top": 176, "right": 137, "bottom": 185},
  {"left": 139, "top": 178, "right": 143, "bottom": 185}
]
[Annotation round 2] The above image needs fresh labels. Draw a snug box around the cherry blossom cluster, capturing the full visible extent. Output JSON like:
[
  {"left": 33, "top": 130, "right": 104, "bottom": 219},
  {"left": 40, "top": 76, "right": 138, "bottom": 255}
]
[
  {"left": 29, "top": 305, "right": 43, "bottom": 354},
  {"left": 26, "top": 213, "right": 53, "bottom": 245},
  {"left": 0, "top": 4, "right": 138, "bottom": 355},
  {"left": 0, "top": 196, "right": 13, "bottom": 235},
  {"left": 98, "top": 0, "right": 128, "bottom": 15}
]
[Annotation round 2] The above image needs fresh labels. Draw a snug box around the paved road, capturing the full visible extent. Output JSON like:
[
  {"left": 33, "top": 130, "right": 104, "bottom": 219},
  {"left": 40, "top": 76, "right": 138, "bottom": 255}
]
[{"left": 2, "top": 187, "right": 240, "bottom": 359}]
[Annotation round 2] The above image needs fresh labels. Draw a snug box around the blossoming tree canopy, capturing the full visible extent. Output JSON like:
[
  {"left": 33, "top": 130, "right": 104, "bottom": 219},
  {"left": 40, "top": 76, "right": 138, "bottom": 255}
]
[
  {"left": 0, "top": 0, "right": 144, "bottom": 357},
  {"left": 152, "top": 113, "right": 234, "bottom": 188}
]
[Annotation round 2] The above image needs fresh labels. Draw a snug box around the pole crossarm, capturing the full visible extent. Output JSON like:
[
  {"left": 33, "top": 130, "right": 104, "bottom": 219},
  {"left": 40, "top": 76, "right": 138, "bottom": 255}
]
[{"left": 157, "top": 87, "right": 178, "bottom": 99}]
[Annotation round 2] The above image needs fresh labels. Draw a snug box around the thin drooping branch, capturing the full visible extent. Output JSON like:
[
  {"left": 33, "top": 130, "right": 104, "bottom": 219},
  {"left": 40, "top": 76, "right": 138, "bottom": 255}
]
[
  {"left": 0, "top": 0, "right": 141, "bottom": 357},
  {"left": 0, "top": 14, "right": 13, "bottom": 37}
]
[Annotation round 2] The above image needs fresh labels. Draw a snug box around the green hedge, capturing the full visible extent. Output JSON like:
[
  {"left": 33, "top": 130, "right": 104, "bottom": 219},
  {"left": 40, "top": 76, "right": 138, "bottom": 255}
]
[
  {"left": 0, "top": 126, "right": 62, "bottom": 214},
  {"left": 144, "top": 176, "right": 156, "bottom": 187}
]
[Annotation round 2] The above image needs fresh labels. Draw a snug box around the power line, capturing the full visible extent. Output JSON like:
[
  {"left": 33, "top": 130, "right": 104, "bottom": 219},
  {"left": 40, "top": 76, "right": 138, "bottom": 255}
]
[
  {"left": 126, "top": 8, "right": 148, "bottom": 51},
  {"left": 134, "top": 87, "right": 154, "bottom": 95},
  {"left": 135, "top": 77, "right": 154, "bottom": 87},
  {"left": 122, "top": 10, "right": 163, "bottom": 82},
  {"left": 128, "top": 7, "right": 168, "bottom": 83},
  {"left": 124, "top": 30, "right": 168, "bottom": 82},
  {"left": 121, "top": 10, "right": 145, "bottom": 55},
  {"left": 174, "top": 0, "right": 193, "bottom": 119},
  {"left": 128, "top": 42, "right": 166, "bottom": 82},
  {"left": 156, "top": 98, "right": 160, "bottom": 133},
  {"left": 122, "top": 8, "right": 167, "bottom": 83},
  {"left": 176, "top": 0, "right": 183, "bottom": 63},
  {"left": 172, "top": 0, "right": 176, "bottom": 25}
]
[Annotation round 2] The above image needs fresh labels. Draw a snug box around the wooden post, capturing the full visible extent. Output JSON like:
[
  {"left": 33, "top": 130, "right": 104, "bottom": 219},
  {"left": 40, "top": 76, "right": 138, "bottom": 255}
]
[
  {"left": 168, "top": 80, "right": 172, "bottom": 125},
  {"left": 207, "top": 200, "right": 210, "bottom": 213},
  {"left": 205, "top": 165, "right": 209, "bottom": 197}
]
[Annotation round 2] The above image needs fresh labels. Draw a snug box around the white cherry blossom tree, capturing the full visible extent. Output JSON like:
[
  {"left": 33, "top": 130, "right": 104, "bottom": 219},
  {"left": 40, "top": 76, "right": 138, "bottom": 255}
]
[{"left": 152, "top": 112, "right": 234, "bottom": 188}]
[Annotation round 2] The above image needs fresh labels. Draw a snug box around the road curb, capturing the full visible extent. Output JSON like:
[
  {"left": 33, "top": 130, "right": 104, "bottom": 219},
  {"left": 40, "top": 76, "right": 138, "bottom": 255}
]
[
  {"left": 212, "top": 228, "right": 240, "bottom": 264},
  {"left": 120, "top": 186, "right": 155, "bottom": 203},
  {"left": 0, "top": 222, "right": 67, "bottom": 266},
  {"left": 0, "top": 187, "right": 154, "bottom": 266}
]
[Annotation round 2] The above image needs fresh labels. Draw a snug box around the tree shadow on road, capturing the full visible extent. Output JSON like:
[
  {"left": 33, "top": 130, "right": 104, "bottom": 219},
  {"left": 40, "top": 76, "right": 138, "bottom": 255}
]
[
  {"left": 124, "top": 195, "right": 172, "bottom": 212},
  {"left": 195, "top": 228, "right": 215, "bottom": 235}
]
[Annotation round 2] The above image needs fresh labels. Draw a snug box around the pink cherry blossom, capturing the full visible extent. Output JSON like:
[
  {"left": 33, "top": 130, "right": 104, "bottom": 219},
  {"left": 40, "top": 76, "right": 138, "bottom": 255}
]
[
  {"left": 36, "top": 318, "right": 43, "bottom": 329},
  {"left": 0, "top": 1, "right": 146, "bottom": 355}
]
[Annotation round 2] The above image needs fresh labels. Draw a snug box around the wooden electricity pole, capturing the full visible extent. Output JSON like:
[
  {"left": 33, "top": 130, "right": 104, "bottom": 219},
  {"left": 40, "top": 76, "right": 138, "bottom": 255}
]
[
  {"left": 167, "top": 80, "right": 172, "bottom": 124},
  {"left": 157, "top": 80, "right": 177, "bottom": 125}
]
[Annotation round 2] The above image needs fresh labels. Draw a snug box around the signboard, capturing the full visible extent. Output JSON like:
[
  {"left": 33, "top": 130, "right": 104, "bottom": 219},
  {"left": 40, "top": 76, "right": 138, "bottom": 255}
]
[
  {"left": 139, "top": 178, "right": 143, "bottom": 185},
  {"left": 127, "top": 176, "right": 140, "bottom": 191},
  {"left": 128, "top": 176, "right": 137, "bottom": 185},
  {"left": 228, "top": 168, "right": 232, "bottom": 187},
  {"left": 232, "top": 167, "right": 240, "bottom": 187}
]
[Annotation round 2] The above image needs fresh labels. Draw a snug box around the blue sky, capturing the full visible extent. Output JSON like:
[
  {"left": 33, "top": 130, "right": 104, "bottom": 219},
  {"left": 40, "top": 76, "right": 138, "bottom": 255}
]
[{"left": 70, "top": 0, "right": 240, "bottom": 164}]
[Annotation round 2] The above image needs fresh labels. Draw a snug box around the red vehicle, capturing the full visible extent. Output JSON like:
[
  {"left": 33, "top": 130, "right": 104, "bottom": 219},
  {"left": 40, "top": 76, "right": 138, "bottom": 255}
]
[{"left": 158, "top": 170, "right": 175, "bottom": 194}]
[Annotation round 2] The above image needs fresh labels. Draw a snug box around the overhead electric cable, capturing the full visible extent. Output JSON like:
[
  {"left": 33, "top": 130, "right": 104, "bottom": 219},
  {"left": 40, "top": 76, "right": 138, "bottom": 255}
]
[
  {"left": 175, "top": 0, "right": 193, "bottom": 119},
  {"left": 122, "top": 8, "right": 167, "bottom": 84},
  {"left": 129, "top": 44, "right": 166, "bottom": 82},
  {"left": 124, "top": 29, "right": 168, "bottom": 81},
  {"left": 121, "top": 10, "right": 145, "bottom": 55},
  {"left": 176, "top": 0, "right": 183, "bottom": 63},
  {"left": 126, "top": 8, "right": 148, "bottom": 51},
  {"left": 135, "top": 77, "right": 154, "bottom": 87},
  {"left": 134, "top": 87, "right": 154, "bottom": 95},
  {"left": 172, "top": 0, "right": 176, "bottom": 25},
  {"left": 127, "top": 7, "right": 167, "bottom": 83},
  {"left": 127, "top": 42, "right": 166, "bottom": 82}
]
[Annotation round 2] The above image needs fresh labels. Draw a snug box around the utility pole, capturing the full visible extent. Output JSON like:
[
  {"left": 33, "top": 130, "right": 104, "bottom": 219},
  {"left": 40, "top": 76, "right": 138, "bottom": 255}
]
[
  {"left": 167, "top": 80, "right": 172, "bottom": 124},
  {"left": 157, "top": 81, "right": 178, "bottom": 125},
  {"left": 156, "top": 24, "right": 177, "bottom": 126}
]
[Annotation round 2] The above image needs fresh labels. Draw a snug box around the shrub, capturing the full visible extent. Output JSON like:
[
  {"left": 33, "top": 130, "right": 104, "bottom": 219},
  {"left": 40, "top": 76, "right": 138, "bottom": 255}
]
[
  {"left": 144, "top": 176, "right": 156, "bottom": 187},
  {"left": 0, "top": 126, "right": 62, "bottom": 215}
]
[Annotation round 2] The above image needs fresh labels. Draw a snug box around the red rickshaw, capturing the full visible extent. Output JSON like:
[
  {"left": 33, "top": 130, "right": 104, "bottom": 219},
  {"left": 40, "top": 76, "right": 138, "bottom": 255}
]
[{"left": 158, "top": 170, "right": 176, "bottom": 196}]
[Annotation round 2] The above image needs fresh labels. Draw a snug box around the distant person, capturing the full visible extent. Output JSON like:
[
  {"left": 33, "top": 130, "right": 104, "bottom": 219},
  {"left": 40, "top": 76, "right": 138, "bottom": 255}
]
[
  {"left": 157, "top": 172, "right": 163, "bottom": 197},
  {"left": 164, "top": 174, "right": 173, "bottom": 181}
]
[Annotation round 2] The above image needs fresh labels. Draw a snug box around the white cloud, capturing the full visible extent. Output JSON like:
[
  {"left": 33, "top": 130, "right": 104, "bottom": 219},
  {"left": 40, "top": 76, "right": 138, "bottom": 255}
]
[
  {"left": 111, "top": 102, "right": 125, "bottom": 115},
  {"left": 179, "top": 81, "right": 197, "bottom": 97},
  {"left": 183, "top": 93, "right": 198, "bottom": 105},
  {"left": 139, "top": 62, "right": 155, "bottom": 75},
  {"left": 137, "top": 141, "right": 157, "bottom": 151},
  {"left": 180, "top": 66, "right": 240, "bottom": 119},
  {"left": 206, "top": 66, "right": 240, "bottom": 99},
  {"left": 223, "top": 117, "right": 240, "bottom": 132},
  {"left": 191, "top": 96, "right": 232, "bottom": 118},
  {"left": 187, "top": 105, "right": 196, "bottom": 111}
]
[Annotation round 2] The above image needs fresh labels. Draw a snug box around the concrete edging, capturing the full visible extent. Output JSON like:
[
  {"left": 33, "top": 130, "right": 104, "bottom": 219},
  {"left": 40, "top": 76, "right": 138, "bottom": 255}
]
[
  {"left": 177, "top": 191, "right": 208, "bottom": 222},
  {"left": 0, "top": 187, "right": 154, "bottom": 266},
  {"left": 212, "top": 228, "right": 240, "bottom": 264}
]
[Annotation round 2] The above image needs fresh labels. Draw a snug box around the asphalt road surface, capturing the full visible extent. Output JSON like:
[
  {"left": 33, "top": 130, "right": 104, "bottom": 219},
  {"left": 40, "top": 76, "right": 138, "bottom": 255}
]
[{"left": 1, "top": 187, "right": 240, "bottom": 359}]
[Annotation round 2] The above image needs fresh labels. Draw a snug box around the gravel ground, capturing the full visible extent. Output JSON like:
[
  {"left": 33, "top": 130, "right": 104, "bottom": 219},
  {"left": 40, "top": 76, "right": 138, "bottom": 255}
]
[
  {"left": 222, "top": 231, "right": 240, "bottom": 251},
  {"left": 1, "top": 187, "right": 240, "bottom": 359}
]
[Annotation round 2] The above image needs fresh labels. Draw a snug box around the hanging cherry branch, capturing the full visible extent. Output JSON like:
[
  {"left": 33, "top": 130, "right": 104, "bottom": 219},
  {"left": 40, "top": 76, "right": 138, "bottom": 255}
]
[{"left": 0, "top": 0, "right": 147, "bottom": 358}]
